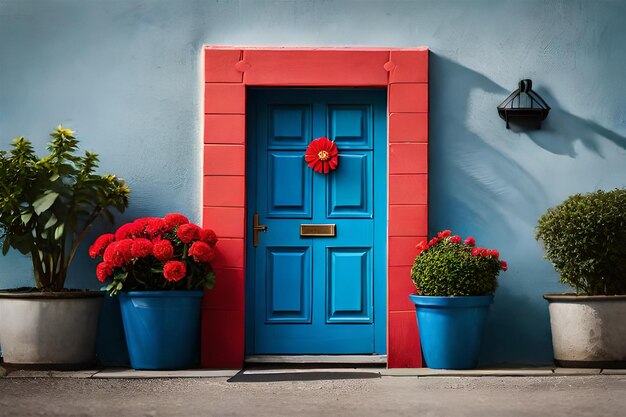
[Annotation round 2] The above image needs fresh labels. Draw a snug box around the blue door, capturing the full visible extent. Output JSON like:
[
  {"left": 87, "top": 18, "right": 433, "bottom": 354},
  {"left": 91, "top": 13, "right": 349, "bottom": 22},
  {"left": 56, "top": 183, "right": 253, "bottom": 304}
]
[{"left": 246, "top": 88, "right": 387, "bottom": 355}]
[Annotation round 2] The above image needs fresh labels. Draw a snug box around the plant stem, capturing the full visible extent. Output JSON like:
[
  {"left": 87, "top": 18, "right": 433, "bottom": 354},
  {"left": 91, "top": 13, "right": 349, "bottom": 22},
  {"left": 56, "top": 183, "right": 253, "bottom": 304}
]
[
  {"left": 30, "top": 251, "right": 44, "bottom": 289},
  {"left": 65, "top": 206, "right": 102, "bottom": 278}
]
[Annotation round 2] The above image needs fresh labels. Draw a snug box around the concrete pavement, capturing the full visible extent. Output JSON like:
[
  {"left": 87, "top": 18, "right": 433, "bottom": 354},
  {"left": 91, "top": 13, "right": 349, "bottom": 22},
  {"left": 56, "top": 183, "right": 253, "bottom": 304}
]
[{"left": 2, "top": 368, "right": 626, "bottom": 416}]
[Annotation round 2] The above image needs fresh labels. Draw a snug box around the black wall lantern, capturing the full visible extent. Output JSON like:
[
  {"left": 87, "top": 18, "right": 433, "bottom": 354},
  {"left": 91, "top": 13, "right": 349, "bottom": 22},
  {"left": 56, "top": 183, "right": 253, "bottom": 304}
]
[{"left": 498, "top": 79, "right": 550, "bottom": 130}]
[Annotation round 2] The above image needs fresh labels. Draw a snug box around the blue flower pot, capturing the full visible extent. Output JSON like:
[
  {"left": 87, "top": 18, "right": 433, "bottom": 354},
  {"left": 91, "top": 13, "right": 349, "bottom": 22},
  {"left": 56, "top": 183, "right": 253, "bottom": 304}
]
[
  {"left": 96, "top": 295, "right": 130, "bottom": 367},
  {"left": 119, "top": 291, "right": 204, "bottom": 370},
  {"left": 409, "top": 294, "right": 494, "bottom": 369}
]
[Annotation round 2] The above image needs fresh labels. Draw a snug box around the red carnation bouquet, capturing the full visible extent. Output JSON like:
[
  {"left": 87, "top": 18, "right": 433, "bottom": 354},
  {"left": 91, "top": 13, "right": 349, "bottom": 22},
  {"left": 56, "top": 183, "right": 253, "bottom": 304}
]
[{"left": 89, "top": 213, "right": 218, "bottom": 295}]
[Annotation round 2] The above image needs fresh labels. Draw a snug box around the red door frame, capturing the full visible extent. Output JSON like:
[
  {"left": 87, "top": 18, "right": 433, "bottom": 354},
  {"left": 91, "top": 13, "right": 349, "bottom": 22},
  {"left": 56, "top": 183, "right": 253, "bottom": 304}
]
[{"left": 201, "top": 47, "right": 428, "bottom": 368}]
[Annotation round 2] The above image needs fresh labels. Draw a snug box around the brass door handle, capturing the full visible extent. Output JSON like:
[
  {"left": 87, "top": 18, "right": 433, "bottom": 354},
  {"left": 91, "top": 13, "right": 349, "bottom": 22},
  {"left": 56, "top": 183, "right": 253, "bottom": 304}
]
[{"left": 253, "top": 213, "right": 268, "bottom": 248}]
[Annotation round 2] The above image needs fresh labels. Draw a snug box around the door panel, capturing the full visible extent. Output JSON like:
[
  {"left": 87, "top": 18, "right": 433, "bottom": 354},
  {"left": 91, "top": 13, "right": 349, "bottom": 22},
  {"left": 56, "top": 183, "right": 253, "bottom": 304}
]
[
  {"left": 268, "top": 105, "right": 312, "bottom": 148},
  {"left": 265, "top": 247, "right": 311, "bottom": 323},
  {"left": 328, "top": 105, "right": 373, "bottom": 148},
  {"left": 267, "top": 152, "right": 312, "bottom": 218},
  {"left": 327, "top": 152, "right": 372, "bottom": 218},
  {"left": 326, "top": 247, "right": 372, "bottom": 323},
  {"left": 247, "top": 88, "right": 386, "bottom": 355}
]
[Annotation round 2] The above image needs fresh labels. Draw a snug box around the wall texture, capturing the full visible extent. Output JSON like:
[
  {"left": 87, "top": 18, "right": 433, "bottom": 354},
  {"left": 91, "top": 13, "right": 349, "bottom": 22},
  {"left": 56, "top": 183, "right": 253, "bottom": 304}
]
[{"left": 1, "top": 0, "right": 625, "bottom": 365}]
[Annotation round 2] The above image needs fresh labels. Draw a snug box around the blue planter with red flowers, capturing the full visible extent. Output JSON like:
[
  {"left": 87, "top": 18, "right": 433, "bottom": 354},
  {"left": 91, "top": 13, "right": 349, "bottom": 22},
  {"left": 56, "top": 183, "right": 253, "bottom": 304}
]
[
  {"left": 409, "top": 294, "right": 493, "bottom": 369},
  {"left": 119, "top": 290, "right": 204, "bottom": 370},
  {"left": 89, "top": 213, "right": 218, "bottom": 369},
  {"left": 96, "top": 294, "right": 130, "bottom": 366}
]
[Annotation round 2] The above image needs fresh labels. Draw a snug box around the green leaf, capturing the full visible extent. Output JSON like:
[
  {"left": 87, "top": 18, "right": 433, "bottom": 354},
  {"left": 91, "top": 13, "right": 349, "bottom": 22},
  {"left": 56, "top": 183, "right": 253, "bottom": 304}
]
[
  {"left": 10, "top": 234, "right": 34, "bottom": 255},
  {"left": 114, "top": 271, "right": 128, "bottom": 280},
  {"left": 53, "top": 223, "right": 64, "bottom": 240},
  {"left": 49, "top": 174, "right": 59, "bottom": 182},
  {"left": 116, "top": 282, "right": 123, "bottom": 291},
  {"left": 102, "top": 208, "right": 114, "bottom": 224},
  {"left": 20, "top": 211, "right": 33, "bottom": 225},
  {"left": 203, "top": 271, "right": 216, "bottom": 289},
  {"left": 32, "top": 191, "right": 59, "bottom": 215},
  {"left": 44, "top": 214, "right": 58, "bottom": 229},
  {"left": 2, "top": 238, "right": 10, "bottom": 255}
]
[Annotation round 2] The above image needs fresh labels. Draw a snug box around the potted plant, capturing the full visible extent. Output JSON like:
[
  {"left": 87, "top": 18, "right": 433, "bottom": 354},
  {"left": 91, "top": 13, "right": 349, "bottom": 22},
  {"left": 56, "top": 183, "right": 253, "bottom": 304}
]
[
  {"left": 90, "top": 213, "right": 218, "bottom": 370},
  {"left": 409, "top": 230, "right": 507, "bottom": 369},
  {"left": 536, "top": 188, "right": 626, "bottom": 368},
  {"left": 0, "top": 126, "right": 129, "bottom": 365}
]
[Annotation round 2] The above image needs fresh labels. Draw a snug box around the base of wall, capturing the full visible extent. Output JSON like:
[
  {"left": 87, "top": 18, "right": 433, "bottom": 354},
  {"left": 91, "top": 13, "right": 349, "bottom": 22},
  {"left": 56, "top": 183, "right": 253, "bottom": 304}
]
[{"left": 245, "top": 355, "right": 387, "bottom": 364}]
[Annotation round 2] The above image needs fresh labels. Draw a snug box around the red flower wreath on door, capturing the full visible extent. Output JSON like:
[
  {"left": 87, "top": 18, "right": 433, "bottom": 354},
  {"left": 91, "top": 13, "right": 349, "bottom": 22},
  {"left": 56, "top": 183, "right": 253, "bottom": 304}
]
[{"left": 305, "top": 137, "right": 338, "bottom": 174}]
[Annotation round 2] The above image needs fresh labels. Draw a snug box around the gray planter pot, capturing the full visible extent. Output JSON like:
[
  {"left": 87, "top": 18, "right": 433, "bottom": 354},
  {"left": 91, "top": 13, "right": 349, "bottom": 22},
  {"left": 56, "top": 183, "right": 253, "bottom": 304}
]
[
  {"left": 544, "top": 294, "right": 626, "bottom": 368},
  {"left": 0, "top": 291, "right": 103, "bottom": 366}
]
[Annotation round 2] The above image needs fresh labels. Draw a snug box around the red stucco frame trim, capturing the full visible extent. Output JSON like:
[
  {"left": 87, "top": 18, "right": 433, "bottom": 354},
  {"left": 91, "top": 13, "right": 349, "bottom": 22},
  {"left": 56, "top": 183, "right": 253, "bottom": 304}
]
[{"left": 201, "top": 47, "right": 428, "bottom": 368}]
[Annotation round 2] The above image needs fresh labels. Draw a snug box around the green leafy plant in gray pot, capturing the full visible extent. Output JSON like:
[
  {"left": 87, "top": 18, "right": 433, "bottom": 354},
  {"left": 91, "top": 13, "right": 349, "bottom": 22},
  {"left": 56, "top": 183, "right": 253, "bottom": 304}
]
[
  {"left": 536, "top": 188, "right": 626, "bottom": 368},
  {"left": 0, "top": 126, "right": 129, "bottom": 366}
]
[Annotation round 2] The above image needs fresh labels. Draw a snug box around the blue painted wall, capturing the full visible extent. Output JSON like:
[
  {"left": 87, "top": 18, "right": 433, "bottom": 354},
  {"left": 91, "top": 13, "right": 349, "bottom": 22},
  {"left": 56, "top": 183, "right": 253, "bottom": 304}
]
[{"left": 1, "top": 0, "right": 625, "bottom": 365}]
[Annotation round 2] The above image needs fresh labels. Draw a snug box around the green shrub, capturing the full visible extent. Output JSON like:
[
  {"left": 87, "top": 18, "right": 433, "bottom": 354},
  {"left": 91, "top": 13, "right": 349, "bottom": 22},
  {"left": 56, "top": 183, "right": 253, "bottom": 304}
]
[
  {"left": 535, "top": 189, "right": 626, "bottom": 295},
  {"left": 0, "top": 126, "right": 130, "bottom": 291},
  {"left": 411, "top": 231, "right": 506, "bottom": 296}
]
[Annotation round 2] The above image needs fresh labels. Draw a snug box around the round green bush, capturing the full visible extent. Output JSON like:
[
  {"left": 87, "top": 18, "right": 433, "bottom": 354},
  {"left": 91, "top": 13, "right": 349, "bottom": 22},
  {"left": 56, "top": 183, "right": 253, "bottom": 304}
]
[
  {"left": 410, "top": 233, "right": 505, "bottom": 296},
  {"left": 535, "top": 188, "right": 626, "bottom": 295}
]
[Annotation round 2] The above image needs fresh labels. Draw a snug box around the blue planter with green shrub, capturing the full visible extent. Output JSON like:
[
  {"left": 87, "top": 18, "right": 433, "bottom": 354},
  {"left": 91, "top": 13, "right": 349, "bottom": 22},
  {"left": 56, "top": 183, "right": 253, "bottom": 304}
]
[{"left": 409, "top": 231, "right": 507, "bottom": 369}]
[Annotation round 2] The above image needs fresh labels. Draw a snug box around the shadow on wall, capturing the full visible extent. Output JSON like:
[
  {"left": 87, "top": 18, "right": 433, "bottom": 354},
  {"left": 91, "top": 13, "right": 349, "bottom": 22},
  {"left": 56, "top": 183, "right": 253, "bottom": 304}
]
[
  {"left": 428, "top": 54, "right": 626, "bottom": 365},
  {"left": 524, "top": 89, "right": 626, "bottom": 158},
  {"left": 429, "top": 55, "right": 548, "bottom": 239}
]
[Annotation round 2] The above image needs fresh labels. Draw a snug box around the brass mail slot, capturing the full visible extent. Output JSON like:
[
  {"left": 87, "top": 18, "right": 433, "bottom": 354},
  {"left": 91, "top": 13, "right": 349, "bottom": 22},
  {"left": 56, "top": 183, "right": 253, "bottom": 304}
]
[{"left": 300, "top": 224, "right": 336, "bottom": 237}]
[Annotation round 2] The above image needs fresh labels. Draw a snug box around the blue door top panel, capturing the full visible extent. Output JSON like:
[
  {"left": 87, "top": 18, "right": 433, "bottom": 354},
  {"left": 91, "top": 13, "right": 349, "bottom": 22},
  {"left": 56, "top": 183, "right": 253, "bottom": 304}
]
[
  {"left": 268, "top": 105, "right": 312, "bottom": 148},
  {"left": 328, "top": 105, "right": 373, "bottom": 149}
]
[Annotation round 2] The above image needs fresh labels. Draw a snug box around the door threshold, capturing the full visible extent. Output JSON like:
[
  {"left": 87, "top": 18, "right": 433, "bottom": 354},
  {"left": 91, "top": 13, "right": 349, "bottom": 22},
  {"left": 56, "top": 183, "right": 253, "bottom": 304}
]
[{"left": 245, "top": 355, "right": 387, "bottom": 365}]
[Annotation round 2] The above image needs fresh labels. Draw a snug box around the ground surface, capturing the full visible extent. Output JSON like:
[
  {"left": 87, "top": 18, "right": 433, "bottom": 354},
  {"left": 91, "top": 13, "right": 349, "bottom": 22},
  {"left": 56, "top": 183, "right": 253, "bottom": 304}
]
[{"left": 1, "top": 374, "right": 626, "bottom": 417}]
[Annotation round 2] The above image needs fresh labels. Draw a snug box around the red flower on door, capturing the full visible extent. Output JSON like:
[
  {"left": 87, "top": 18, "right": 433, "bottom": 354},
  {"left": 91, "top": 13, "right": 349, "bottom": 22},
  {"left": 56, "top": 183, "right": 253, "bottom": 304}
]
[{"left": 305, "top": 137, "right": 338, "bottom": 174}]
